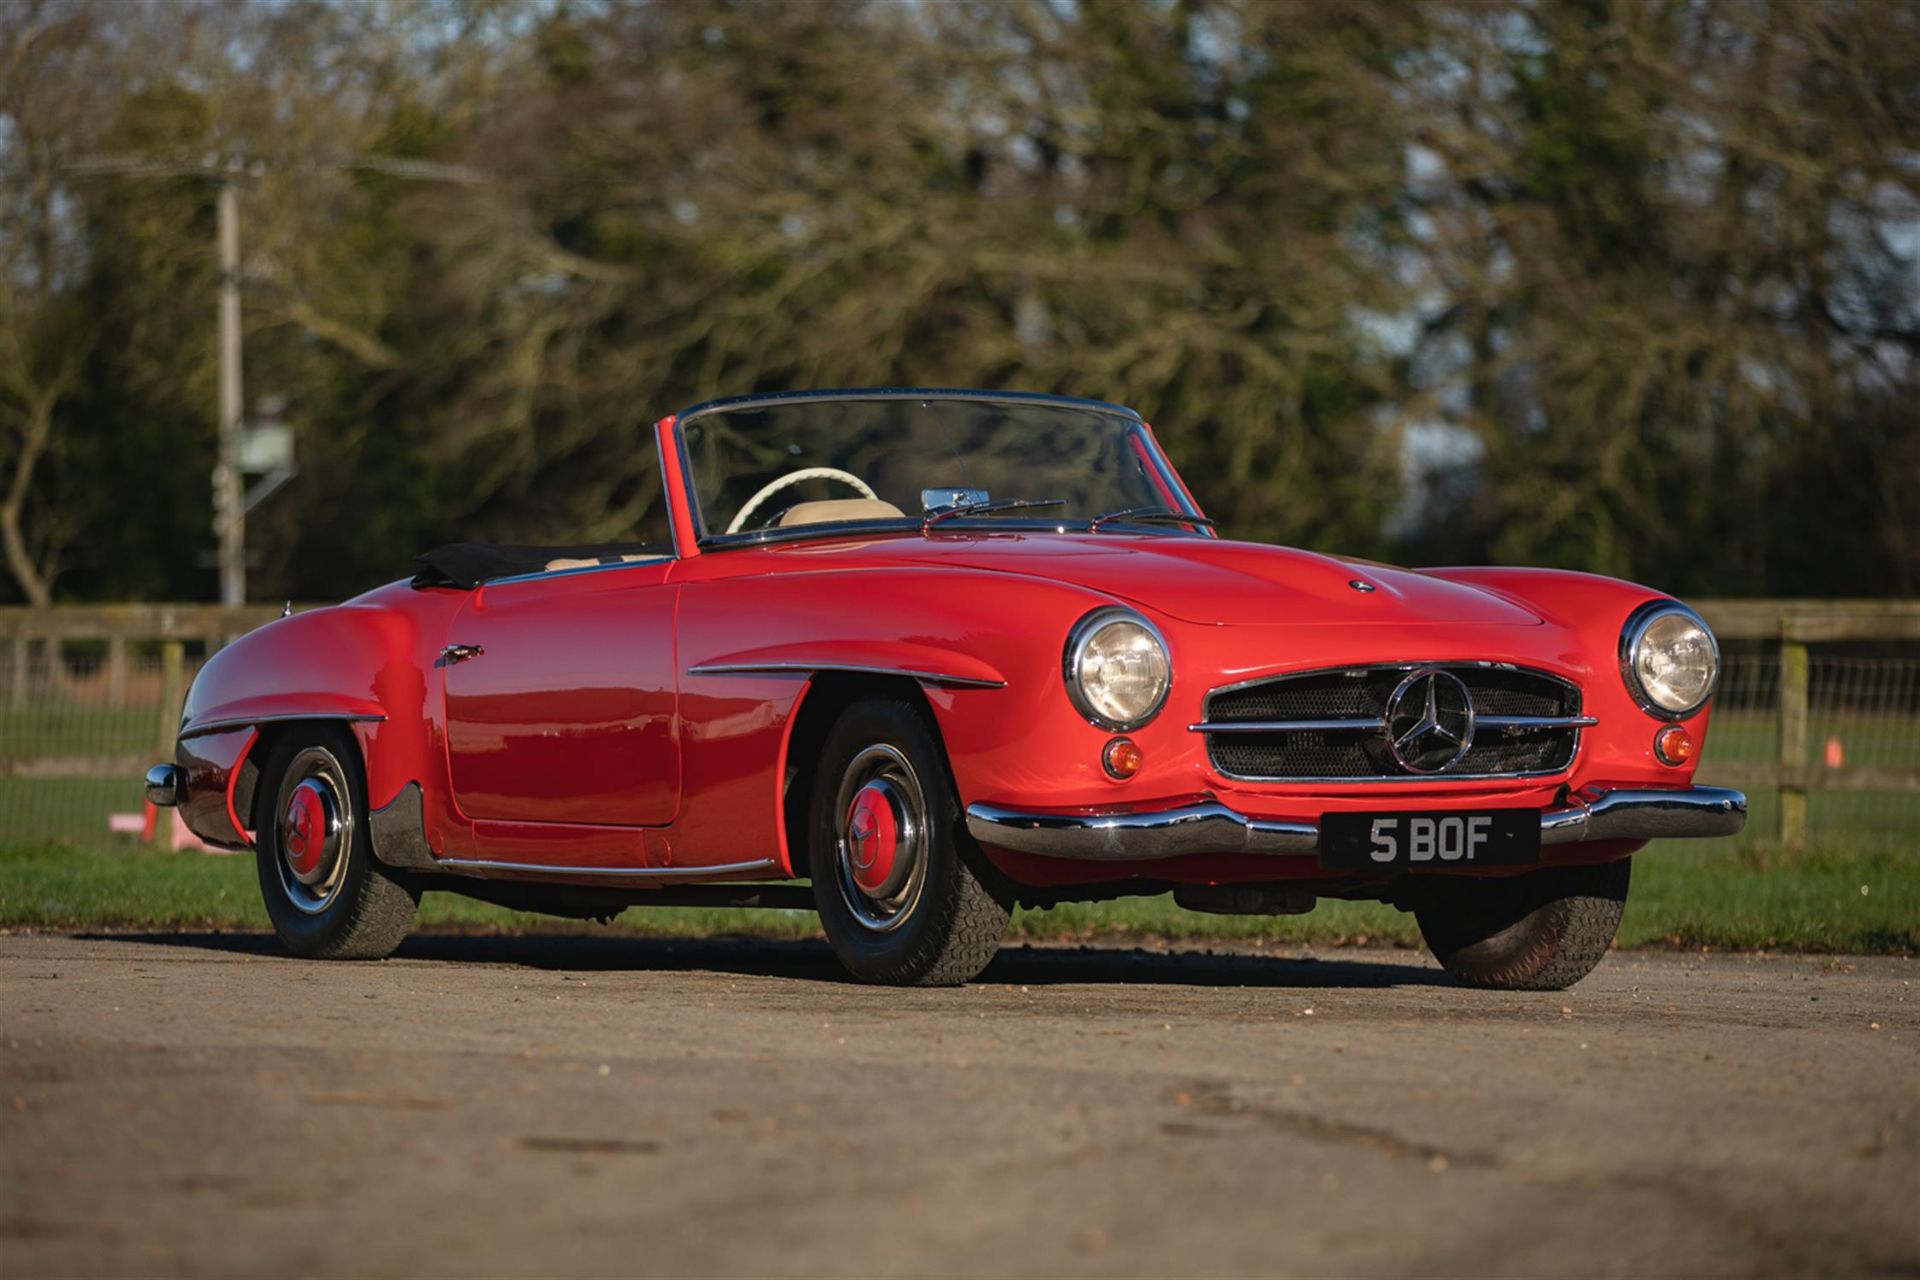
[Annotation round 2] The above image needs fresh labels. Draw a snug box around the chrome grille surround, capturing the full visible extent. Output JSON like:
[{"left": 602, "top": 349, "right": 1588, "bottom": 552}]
[{"left": 1195, "top": 662, "right": 1591, "bottom": 783}]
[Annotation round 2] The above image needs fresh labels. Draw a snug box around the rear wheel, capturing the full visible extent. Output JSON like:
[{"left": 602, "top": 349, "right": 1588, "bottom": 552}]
[
  {"left": 1414, "top": 859, "right": 1630, "bottom": 991},
  {"left": 808, "top": 699, "right": 1011, "bottom": 985},
  {"left": 254, "top": 725, "right": 417, "bottom": 959}
]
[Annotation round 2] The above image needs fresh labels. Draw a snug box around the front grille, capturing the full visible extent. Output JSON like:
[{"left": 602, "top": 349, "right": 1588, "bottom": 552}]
[{"left": 1201, "top": 664, "right": 1583, "bottom": 781}]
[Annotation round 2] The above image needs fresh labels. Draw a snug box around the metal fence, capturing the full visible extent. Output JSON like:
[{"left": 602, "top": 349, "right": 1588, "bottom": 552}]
[
  {"left": 1, "top": 600, "right": 1916, "bottom": 851},
  {"left": 1694, "top": 655, "right": 1920, "bottom": 853},
  {"left": 1692, "top": 600, "right": 1920, "bottom": 851},
  {"left": 1, "top": 605, "right": 282, "bottom": 846}
]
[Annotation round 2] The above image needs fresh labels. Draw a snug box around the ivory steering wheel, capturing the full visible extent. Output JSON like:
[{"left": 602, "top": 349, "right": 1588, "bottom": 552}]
[{"left": 725, "top": 467, "right": 880, "bottom": 534}]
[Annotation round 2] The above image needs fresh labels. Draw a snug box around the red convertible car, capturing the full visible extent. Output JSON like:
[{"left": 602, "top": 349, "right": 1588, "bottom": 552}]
[{"left": 147, "top": 389, "right": 1743, "bottom": 990}]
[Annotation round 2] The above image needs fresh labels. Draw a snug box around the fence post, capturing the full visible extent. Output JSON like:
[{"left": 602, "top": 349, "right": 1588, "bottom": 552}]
[
  {"left": 1778, "top": 632, "right": 1809, "bottom": 848},
  {"left": 7, "top": 635, "right": 24, "bottom": 711},
  {"left": 156, "top": 640, "right": 185, "bottom": 759},
  {"left": 105, "top": 635, "right": 127, "bottom": 706}
]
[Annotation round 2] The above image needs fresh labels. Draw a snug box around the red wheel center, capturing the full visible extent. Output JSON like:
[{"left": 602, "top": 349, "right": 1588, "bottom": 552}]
[
  {"left": 847, "top": 783, "right": 900, "bottom": 896},
  {"left": 284, "top": 785, "right": 327, "bottom": 876}
]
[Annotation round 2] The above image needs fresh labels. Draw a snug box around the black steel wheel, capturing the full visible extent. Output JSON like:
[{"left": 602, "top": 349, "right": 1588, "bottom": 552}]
[
  {"left": 808, "top": 699, "right": 1011, "bottom": 985},
  {"left": 253, "top": 725, "right": 417, "bottom": 960}
]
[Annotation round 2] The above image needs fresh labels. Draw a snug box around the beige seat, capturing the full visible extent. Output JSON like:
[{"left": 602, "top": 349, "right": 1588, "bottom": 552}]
[
  {"left": 541, "top": 553, "right": 662, "bottom": 572},
  {"left": 776, "top": 498, "right": 907, "bottom": 527}
]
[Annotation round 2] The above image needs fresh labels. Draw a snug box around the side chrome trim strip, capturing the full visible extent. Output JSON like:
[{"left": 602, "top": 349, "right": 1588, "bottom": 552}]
[
  {"left": 433, "top": 856, "right": 779, "bottom": 880},
  {"left": 687, "top": 662, "right": 1005, "bottom": 690},
  {"left": 964, "top": 786, "right": 1747, "bottom": 861},
  {"left": 181, "top": 711, "right": 385, "bottom": 739}
]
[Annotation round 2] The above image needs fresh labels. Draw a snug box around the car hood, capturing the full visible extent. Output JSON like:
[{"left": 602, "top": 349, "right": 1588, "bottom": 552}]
[{"left": 801, "top": 532, "right": 1545, "bottom": 627}]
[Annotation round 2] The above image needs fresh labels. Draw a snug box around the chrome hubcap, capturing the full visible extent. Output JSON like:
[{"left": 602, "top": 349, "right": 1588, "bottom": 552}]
[
  {"left": 833, "top": 745, "right": 927, "bottom": 933},
  {"left": 273, "top": 748, "right": 353, "bottom": 915}
]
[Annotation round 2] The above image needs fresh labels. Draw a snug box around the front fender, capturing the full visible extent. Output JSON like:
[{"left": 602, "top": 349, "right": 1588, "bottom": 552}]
[
  {"left": 1418, "top": 566, "right": 1714, "bottom": 782},
  {"left": 671, "top": 564, "right": 1130, "bottom": 869}
]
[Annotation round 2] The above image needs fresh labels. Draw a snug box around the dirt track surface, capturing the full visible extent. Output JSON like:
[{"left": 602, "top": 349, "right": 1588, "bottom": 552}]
[{"left": 2, "top": 933, "right": 1916, "bottom": 1278}]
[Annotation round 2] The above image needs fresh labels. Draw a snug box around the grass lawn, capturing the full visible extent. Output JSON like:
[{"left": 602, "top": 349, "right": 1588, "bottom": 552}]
[
  {"left": 1704, "top": 709, "right": 1917, "bottom": 768},
  {"left": 0, "top": 704, "right": 166, "bottom": 757},
  {"left": 2, "top": 838, "right": 1912, "bottom": 954}
]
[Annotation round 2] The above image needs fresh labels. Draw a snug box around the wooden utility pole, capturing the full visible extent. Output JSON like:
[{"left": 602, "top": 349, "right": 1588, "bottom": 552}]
[
  {"left": 215, "top": 178, "right": 245, "bottom": 606},
  {"left": 65, "top": 151, "right": 487, "bottom": 605}
]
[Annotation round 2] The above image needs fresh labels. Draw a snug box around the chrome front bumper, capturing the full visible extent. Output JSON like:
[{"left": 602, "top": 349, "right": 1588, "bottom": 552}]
[{"left": 964, "top": 786, "right": 1747, "bottom": 862}]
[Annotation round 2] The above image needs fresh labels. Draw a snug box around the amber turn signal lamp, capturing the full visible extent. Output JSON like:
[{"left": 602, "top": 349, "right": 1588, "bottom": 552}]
[
  {"left": 1102, "top": 736, "right": 1143, "bottom": 780},
  {"left": 1653, "top": 724, "right": 1695, "bottom": 767}
]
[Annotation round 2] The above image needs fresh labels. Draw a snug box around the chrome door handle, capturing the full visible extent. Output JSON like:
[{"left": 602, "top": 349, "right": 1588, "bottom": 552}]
[{"left": 441, "top": 643, "right": 484, "bottom": 665}]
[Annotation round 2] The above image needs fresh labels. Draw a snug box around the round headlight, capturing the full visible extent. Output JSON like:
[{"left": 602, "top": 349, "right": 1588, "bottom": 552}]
[
  {"left": 1064, "top": 608, "right": 1171, "bottom": 730},
  {"left": 1620, "top": 601, "right": 1719, "bottom": 718}
]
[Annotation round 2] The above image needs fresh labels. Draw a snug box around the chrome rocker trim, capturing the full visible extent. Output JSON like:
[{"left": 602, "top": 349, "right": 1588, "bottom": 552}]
[
  {"left": 964, "top": 786, "right": 1746, "bottom": 861},
  {"left": 432, "top": 856, "right": 779, "bottom": 881}
]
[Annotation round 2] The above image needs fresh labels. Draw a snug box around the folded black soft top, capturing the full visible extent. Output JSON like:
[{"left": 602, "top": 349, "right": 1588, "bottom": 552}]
[{"left": 411, "top": 541, "right": 668, "bottom": 590}]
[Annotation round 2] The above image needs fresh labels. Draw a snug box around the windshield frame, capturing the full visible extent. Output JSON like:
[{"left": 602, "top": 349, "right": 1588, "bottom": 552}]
[{"left": 670, "top": 388, "right": 1205, "bottom": 550}]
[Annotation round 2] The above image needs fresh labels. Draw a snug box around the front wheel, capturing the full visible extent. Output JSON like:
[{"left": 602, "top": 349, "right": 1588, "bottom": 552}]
[
  {"left": 254, "top": 725, "right": 418, "bottom": 959},
  {"left": 1414, "top": 859, "right": 1630, "bottom": 991},
  {"left": 808, "top": 699, "right": 1011, "bottom": 985}
]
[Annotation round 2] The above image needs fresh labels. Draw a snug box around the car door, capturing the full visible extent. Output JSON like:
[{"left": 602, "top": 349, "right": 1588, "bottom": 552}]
[{"left": 442, "top": 560, "right": 680, "bottom": 828}]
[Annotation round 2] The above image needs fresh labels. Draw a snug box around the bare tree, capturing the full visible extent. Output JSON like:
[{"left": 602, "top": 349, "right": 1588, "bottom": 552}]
[{"left": 0, "top": 2, "right": 100, "bottom": 603}]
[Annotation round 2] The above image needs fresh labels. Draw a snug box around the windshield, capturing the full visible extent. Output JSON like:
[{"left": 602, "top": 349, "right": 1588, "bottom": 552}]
[{"left": 678, "top": 392, "right": 1198, "bottom": 542}]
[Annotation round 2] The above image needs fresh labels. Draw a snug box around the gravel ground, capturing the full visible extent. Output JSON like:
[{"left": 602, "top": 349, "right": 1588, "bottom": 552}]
[{"left": 1, "top": 931, "right": 1915, "bottom": 1278}]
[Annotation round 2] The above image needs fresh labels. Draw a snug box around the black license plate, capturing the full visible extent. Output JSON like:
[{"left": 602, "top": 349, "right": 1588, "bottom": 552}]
[{"left": 1319, "top": 810, "right": 1539, "bottom": 871}]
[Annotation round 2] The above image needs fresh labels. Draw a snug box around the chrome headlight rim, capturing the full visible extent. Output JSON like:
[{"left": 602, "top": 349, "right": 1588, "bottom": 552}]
[
  {"left": 1618, "top": 599, "right": 1720, "bottom": 721},
  {"left": 1062, "top": 606, "right": 1172, "bottom": 732}
]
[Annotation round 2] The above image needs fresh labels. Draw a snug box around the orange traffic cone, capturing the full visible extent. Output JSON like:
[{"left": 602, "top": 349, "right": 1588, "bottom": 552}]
[{"left": 1824, "top": 736, "right": 1844, "bottom": 768}]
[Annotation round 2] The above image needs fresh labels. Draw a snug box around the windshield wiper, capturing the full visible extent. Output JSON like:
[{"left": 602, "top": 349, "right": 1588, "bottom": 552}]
[
  {"left": 1087, "top": 505, "right": 1217, "bottom": 532},
  {"left": 922, "top": 498, "right": 1067, "bottom": 530}
]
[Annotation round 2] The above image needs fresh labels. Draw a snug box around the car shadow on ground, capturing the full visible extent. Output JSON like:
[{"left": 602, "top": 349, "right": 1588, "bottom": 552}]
[{"left": 73, "top": 929, "right": 1451, "bottom": 988}]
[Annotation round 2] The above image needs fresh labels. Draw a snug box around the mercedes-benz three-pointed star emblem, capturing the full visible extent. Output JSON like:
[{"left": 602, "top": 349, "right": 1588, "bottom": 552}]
[{"left": 1384, "top": 669, "right": 1476, "bottom": 773}]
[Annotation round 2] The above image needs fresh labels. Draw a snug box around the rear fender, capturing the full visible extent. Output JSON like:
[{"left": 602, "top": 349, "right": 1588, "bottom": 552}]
[{"left": 175, "top": 582, "right": 467, "bottom": 852}]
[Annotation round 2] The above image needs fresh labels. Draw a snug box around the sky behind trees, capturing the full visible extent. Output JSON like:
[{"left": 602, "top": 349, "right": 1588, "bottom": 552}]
[{"left": 1, "top": 0, "right": 1915, "bottom": 605}]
